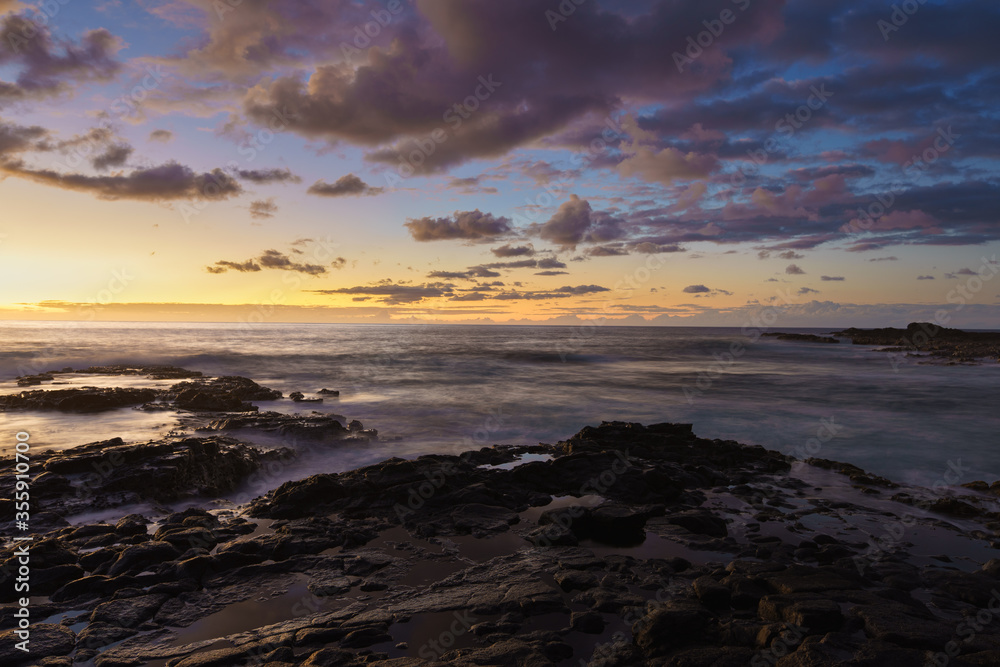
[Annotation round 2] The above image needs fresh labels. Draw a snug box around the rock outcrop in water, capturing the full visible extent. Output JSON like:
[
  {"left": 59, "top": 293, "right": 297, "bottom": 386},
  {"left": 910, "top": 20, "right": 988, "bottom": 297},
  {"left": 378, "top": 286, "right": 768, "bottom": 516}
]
[
  {"left": 3, "top": 418, "right": 999, "bottom": 666},
  {"left": 0, "top": 367, "right": 282, "bottom": 414},
  {"left": 834, "top": 322, "right": 1000, "bottom": 364}
]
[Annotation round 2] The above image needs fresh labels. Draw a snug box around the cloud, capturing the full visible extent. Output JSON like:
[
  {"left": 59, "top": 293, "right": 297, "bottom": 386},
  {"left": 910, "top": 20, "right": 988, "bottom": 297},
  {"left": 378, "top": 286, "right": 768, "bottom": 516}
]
[
  {"left": 236, "top": 167, "right": 301, "bottom": 184},
  {"left": 491, "top": 244, "right": 535, "bottom": 257},
  {"left": 786, "top": 264, "right": 806, "bottom": 275},
  {"left": 683, "top": 285, "right": 711, "bottom": 294},
  {"left": 820, "top": 276, "right": 845, "bottom": 281},
  {"left": 534, "top": 195, "right": 623, "bottom": 249},
  {"left": 427, "top": 266, "right": 501, "bottom": 280},
  {"left": 307, "top": 173, "right": 383, "bottom": 197},
  {"left": 630, "top": 242, "right": 684, "bottom": 254},
  {"left": 586, "top": 245, "right": 629, "bottom": 257},
  {"left": 448, "top": 176, "right": 499, "bottom": 194},
  {"left": 311, "top": 281, "right": 455, "bottom": 305},
  {"left": 249, "top": 198, "right": 277, "bottom": 219},
  {"left": 208, "top": 249, "right": 326, "bottom": 275},
  {"left": 405, "top": 209, "right": 512, "bottom": 242},
  {"left": 869, "top": 256, "right": 898, "bottom": 262},
  {"left": 492, "top": 285, "right": 610, "bottom": 300},
  {"left": 91, "top": 144, "right": 132, "bottom": 171},
  {"left": 0, "top": 119, "right": 47, "bottom": 156},
  {"left": 0, "top": 161, "right": 243, "bottom": 202},
  {"left": 148, "top": 129, "right": 174, "bottom": 143},
  {"left": 535, "top": 270, "right": 568, "bottom": 276},
  {"left": 917, "top": 275, "right": 935, "bottom": 280},
  {"left": 798, "top": 287, "right": 820, "bottom": 295},
  {"left": 0, "top": 16, "right": 123, "bottom": 105},
  {"left": 617, "top": 145, "right": 718, "bottom": 184}
]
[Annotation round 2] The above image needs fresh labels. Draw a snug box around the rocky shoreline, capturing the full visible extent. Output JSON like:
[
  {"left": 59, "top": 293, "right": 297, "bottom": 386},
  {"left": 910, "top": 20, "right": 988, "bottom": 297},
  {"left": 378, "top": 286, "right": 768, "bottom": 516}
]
[
  {"left": 2, "top": 368, "right": 1000, "bottom": 666},
  {"left": 832, "top": 322, "right": 1000, "bottom": 365}
]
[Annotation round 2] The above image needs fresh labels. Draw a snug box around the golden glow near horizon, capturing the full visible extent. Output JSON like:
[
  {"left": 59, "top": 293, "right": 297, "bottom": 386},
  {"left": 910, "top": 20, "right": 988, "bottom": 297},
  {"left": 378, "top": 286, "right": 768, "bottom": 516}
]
[{"left": 2, "top": 2, "right": 999, "bottom": 326}]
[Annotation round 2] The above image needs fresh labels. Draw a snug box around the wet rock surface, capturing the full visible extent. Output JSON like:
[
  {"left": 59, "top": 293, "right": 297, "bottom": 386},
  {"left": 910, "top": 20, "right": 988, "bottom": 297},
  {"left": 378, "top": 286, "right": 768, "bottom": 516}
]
[
  {"left": 0, "top": 436, "right": 292, "bottom": 531},
  {"left": 834, "top": 322, "right": 1000, "bottom": 364},
  {"left": 3, "top": 377, "right": 1000, "bottom": 665}
]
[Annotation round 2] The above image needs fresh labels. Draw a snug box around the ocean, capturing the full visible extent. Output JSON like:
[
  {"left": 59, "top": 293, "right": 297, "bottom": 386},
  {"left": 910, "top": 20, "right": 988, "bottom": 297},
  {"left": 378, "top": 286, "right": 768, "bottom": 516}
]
[{"left": 2, "top": 320, "right": 998, "bottom": 492}]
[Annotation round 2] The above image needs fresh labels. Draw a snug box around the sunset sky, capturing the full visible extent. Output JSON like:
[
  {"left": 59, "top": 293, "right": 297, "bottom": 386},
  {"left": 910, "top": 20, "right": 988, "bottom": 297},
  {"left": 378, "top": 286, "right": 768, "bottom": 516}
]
[{"left": 2, "top": 0, "right": 999, "bottom": 326}]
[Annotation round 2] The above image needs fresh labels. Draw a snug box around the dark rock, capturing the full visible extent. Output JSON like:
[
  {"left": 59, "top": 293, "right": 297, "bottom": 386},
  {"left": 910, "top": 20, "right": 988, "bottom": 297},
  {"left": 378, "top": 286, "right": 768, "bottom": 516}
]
[
  {"left": 693, "top": 575, "right": 731, "bottom": 609},
  {"left": 0, "top": 387, "right": 157, "bottom": 412},
  {"left": 0, "top": 624, "right": 75, "bottom": 665},
  {"left": 633, "top": 601, "right": 711, "bottom": 656},
  {"left": 107, "top": 541, "right": 182, "bottom": 577}
]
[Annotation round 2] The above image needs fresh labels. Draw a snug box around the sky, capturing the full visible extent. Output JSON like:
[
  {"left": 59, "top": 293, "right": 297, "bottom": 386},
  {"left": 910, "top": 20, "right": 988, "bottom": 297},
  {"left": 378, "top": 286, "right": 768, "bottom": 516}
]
[{"left": 1, "top": 0, "right": 999, "bottom": 327}]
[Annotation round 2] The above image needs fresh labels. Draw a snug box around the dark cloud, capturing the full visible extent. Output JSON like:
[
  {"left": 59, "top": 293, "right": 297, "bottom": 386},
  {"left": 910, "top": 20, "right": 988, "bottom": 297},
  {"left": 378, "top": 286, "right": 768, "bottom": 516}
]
[
  {"left": 917, "top": 275, "right": 935, "bottom": 280},
  {"left": 682, "top": 285, "right": 710, "bottom": 294},
  {"left": 491, "top": 244, "right": 535, "bottom": 257},
  {"left": 630, "top": 242, "right": 683, "bottom": 254},
  {"left": 236, "top": 167, "right": 301, "bottom": 184},
  {"left": 311, "top": 281, "right": 455, "bottom": 305},
  {"left": 427, "top": 266, "right": 501, "bottom": 280},
  {"left": 820, "top": 276, "right": 845, "bottom": 281},
  {"left": 869, "top": 256, "right": 898, "bottom": 262},
  {"left": 0, "top": 15, "right": 122, "bottom": 105},
  {"left": 535, "top": 270, "right": 569, "bottom": 276},
  {"left": 405, "top": 209, "right": 512, "bottom": 242},
  {"left": 249, "top": 199, "right": 278, "bottom": 219},
  {"left": 91, "top": 144, "right": 132, "bottom": 171},
  {"left": 208, "top": 249, "right": 326, "bottom": 275},
  {"left": 534, "top": 195, "right": 623, "bottom": 249},
  {"left": 786, "top": 264, "right": 806, "bottom": 275},
  {"left": 586, "top": 245, "right": 629, "bottom": 257},
  {"left": 492, "top": 285, "right": 610, "bottom": 300},
  {"left": 0, "top": 119, "right": 47, "bottom": 155},
  {"left": 0, "top": 161, "right": 243, "bottom": 201},
  {"left": 798, "top": 287, "right": 820, "bottom": 295},
  {"left": 148, "top": 129, "right": 174, "bottom": 143},
  {"left": 307, "top": 173, "right": 383, "bottom": 197},
  {"left": 239, "top": 0, "right": 785, "bottom": 171}
]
